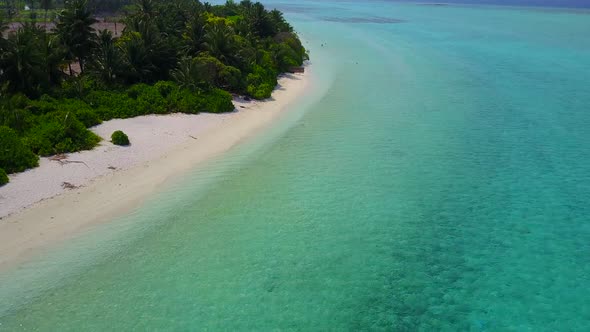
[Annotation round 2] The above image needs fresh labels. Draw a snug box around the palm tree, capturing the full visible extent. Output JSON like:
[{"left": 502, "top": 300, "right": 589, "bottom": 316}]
[
  {"left": 122, "top": 16, "right": 177, "bottom": 82},
  {"left": 39, "top": 0, "right": 53, "bottom": 23},
  {"left": 29, "top": 0, "right": 37, "bottom": 20},
  {"left": 203, "top": 21, "right": 237, "bottom": 64},
  {"left": 0, "top": 23, "right": 46, "bottom": 95},
  {"left": 170, "top": 56, "right": 200, "bottom": 91},
  {"left": 239, "top": 0, "right": 253, "bottom": 11},
  {"left": 134, "top": 0, "right": 156, "bottom": 20},
  {"left": 182, "top": 12, "right": 207, "bottom": 56},
  {"left": 0, "top": 17, "right": 8, "bottom": 52},
  {"left": 269, "top": 9, "right": 293, "bottom": 33},
  {"left": 220, "top": 0, "right": 239, "bottom": 16},
  {"left": 154, "top": 0, "right": 190, "bottom": 37},
  {"left": 40, "top": 31, "right": 66, "bottom": 86},
  {"left": 55, "top": 0, "right": 97, "bottom": 75},
  {"left": 240, "top": 2, "right": 274, "bottom": 39},
  {"left": 118, "top": 31, "right": 155, "bottom": 83},
  {"left": 89, "top": 29, "right": 122, "bottom": 84},
  {"left": 3, "top": 0, "right": 19, "bottom": 20},
  {"left": 0, "top": 16, "right": 8, "bottom": 35}
]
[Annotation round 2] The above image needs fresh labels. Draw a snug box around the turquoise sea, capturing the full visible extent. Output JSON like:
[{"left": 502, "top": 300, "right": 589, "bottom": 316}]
[{"left": 1, "top": 1, "right": 590, "bottom": 330}]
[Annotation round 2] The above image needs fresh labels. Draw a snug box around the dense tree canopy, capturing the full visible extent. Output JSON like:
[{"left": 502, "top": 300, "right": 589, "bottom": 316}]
[
  {"left": 55, "top": 0, "right": 98, "bottom": 74},
  {"left": 0, "top": 0, "right": 307, "bottom": 181}
]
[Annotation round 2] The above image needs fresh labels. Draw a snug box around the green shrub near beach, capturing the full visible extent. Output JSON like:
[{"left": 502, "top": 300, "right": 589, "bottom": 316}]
[
  {"left": 111, "top": 130, "right": 130, "bottom": 146},
  {"left": 0, "top": 81, "right": 234, "bottom": 170},
  {"left": 0, "top": 0, "right": 307, "bottom": 177},
  {"left": 200, "top": 89, "right": 235, "bottom": 113},
  {"left": 0, "top": 126, "right": 39, "bottom": 173},
  {"left": 0, "top": 168, "right": 8, "bottom": 186},
  {"left": 126, "top": 84, "right": 169, "bottom": 115},
  {"left": 24, "top": 112, "right": 101, "bottom": 156},
  {"left": 86, "top": 90, "right": 140, "bottom": 120},
  {"left": 28, "top": 97, "right": 103, "bottom": 128}
]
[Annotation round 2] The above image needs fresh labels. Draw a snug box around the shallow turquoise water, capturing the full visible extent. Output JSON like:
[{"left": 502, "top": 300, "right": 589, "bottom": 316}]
[{"left": 1, "top": 1, "right": 590, "bottom": 330}]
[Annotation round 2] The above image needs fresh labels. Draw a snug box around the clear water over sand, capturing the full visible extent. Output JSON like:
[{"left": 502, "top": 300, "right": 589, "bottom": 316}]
[{"left": 1, "top": 1, "right": 590, "bottom": 330}]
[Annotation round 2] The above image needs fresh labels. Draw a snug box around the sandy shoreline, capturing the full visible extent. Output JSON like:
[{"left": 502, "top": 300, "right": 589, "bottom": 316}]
[{"left": 0, "top": 70, "right": 310, "bottom": 271}]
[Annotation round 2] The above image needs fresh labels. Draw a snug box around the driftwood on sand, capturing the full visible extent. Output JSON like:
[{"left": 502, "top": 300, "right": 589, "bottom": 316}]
[
  {"left": 61, "top": 182, "right": 79, "bottom": 190},
  {"left": 49, "top": 154, "right": 90, "bottom": 168}
]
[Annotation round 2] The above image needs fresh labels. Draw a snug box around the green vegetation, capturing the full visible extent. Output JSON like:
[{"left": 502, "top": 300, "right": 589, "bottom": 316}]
[
  {"left": 0, "top": 167, "right": 7, "bottom": 186},
  {"left": 111, "top": 130, "right": 129, "bottom": 145},
  {"left": 0, "top": 125, "right": 39, "bottom": 173},
  {"left": 0, "top": 0, "right": 66, "bottom": 22},
  {"left": 0, "top": 0, "right": 307, "bottom": 175}
]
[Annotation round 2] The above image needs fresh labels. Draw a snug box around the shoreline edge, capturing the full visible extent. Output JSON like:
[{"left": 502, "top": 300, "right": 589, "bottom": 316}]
[{"left": 0, "top": 69, "right": 311, "bottom": 272}]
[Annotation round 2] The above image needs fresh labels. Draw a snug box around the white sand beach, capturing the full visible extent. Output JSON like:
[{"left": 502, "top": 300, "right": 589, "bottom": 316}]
[{"left": 0, "top": 71, "right": 309, "bottom": 270}]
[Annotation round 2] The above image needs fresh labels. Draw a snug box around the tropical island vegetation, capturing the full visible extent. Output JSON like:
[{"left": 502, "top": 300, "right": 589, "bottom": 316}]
[{"left": 0, "top": 0, "right": 307, "bottom": 185}]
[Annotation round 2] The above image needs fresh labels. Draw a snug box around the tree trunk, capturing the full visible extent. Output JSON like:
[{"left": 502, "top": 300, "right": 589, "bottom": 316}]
[{"left": 68, "top": 63, "right": 73, "bottom": 76}]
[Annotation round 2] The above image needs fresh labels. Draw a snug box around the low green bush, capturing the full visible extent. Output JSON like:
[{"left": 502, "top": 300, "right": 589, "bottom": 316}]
[
  {"left": 28, "top": 97, "right": 102, "bottom": 127},
  {"left": 272, "top": 33, "right": 308, "bottom": 72},
  {"left": 86, "top": 84, "right": 174, "bottom": 120},
  {"left": 166, "top": 87, "right": 233, "bottom": 114},
  {"left": 154, "top": 81, "right": 178, "bottom": 99},
  {"left": 127, "top": 84, "right": 168, "bottom": 115},
  {"left": 74, "top": 108, "right": 102, "bottom": 127},
  {"left": 247, "top": 83, "right": 274, "bottom": 100},
  {"left": 245, "top": 64, "right": 278, "bottom": 100},
  {"left": 24, "top": 112, "right": 101, "bottom": 156},
  {"left": 0, "top": 126, "right": 39, "bottom": 173},
  {"left": 168, "top": 88, "right": 202, "bottom": 114},
  {"left": 218, "top": 65, "right": 242, "bottom": 92},
  {"left": 27, "top": 97, "right": 58, "bottom": 115},
  {"left": 0, "top": 168, "right": 9, "bottom": 186},
  {"left": 58, "top": 76, "right": 106, "bottom": 99},
  {"left": 0, "top": 107, "right": 36, "bottom": 133},
  {"left": 200, "top": 89, "right": 235, "bottom": 113},
  {"left": 86, "top": 90, "right": 139, "bottom": 120},
  {"left": 111, "top": 130, "right": 130, "bottom": 146}
]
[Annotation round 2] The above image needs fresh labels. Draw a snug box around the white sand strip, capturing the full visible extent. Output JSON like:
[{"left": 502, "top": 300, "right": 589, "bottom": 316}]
[{"left": 0, "top": 71, "right": 309, "bottom": 270}]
